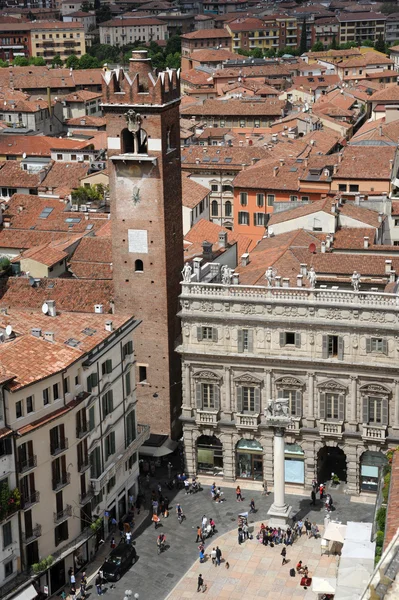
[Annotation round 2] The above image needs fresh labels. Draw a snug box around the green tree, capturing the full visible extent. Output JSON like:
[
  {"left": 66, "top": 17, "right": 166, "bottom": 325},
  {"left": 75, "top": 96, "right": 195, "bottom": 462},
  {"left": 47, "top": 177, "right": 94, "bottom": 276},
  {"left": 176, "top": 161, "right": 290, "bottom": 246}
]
[
  {"left": 81, "top": 0, "right": 93, "bottom": 11},
  {"left": 27, "top": 10, "right": 35, "bottom": 20},
  {"left": 299, "top": 18, "right": 308, "bottom": 54},
  {"left": 381, "top": 2, "right": 399, "bottom": 14},
  {"left": 250, "top": 47, "right": 263, "bottom": 58},
  {"left": 29, "top": 56, "right": 46, "bottom": 66},
  {"left": 264, "top": 48, "right": 276, "bottom": 58},
  {"left": 66, "top": 54, "right": 80, "bottom": 69},
  {"left": 79, "top": 53, "right": 101, "bottom": 69},
  {"left": 52, "top": 54, "right": 63, "bottom": 68},
  {"left": 0, "top": 59, "right": 8, "bottom": 68},
  {"left": 71, "top": 184, "right": 107, "bottom": 205},
  {"left": 165, "top": 52, "right": 181, "bottom": 69},
  {"left": 165, "top": 34, "right": 181, "bottom": 55},
  {"left": 13, "top": 56, "right": 29, "bottom": 66},
  {"left": 237, "top": 48, "right": 250, "bottom": 56},
  {"left": 330, "top": 35, "right": 338, "bottom": 50},
  {"left": 88, "top": 43, "right": 119, "bottom": 63},
  {"left": 311, "top": 40, "right": 324, "bottom": 52},
  {"left": 95, "top": 4, "right": 111, "bottom": 23},
  {"left": 362, "top": 39, "right": 374, "bottom": 47},
  {"left": 374, "top": 33, "right": 387, "bottom": 54}
]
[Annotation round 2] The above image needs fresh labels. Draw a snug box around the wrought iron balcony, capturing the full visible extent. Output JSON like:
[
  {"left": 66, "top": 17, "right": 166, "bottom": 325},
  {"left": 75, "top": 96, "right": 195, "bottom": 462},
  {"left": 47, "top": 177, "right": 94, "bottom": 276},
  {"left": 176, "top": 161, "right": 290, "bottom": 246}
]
[
  {"left": 52, "top": 472, "right": 71, "bottom": 491},
  {"left": 21, "top": 491, "right": 40, "bottom": 509},
  {"left": 22, "top": 524, "right": 42, "bottom": 544},
  {"left": 76, "top": 424, "right": 89, "bottom": 439},
  {"left": 79, "top": 488, "right": 94, "bottom": 505},
  {"left": 78, "top": 457, "right": 90, "bottom": 473},
  {"left": 54, "top": 505, "right": 72, "bottom": 524},
  {"left": 18, "top": 455, "right": 37, "bottom": 474},
  {"left": 50, "top": 438, "right": 68, "bottom": 456}
]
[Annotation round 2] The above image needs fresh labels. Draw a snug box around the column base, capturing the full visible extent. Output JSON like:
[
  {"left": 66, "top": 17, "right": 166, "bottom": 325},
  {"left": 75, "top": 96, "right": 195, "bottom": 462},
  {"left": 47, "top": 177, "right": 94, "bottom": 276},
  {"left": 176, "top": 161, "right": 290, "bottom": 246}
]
[{"left": 267, "top": 503, "right": 293, "bottom": 529}]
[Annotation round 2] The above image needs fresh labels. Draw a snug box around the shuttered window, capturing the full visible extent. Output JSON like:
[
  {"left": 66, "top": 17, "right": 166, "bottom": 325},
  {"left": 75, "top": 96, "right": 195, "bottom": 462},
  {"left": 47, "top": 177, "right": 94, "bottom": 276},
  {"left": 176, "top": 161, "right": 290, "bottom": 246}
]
[
  {"left": 280, "top": 332, "right": 301, "bottom": 347},
  {"left": 102, "top": 390, "right": 113, "bottom": 417},
  {"left": 364, "top": 396, "right": 388, "bottom": 425},
  {"left": 195, "top": 383, "right": 220, "bottom": 410},
  {"left": 278, "top": 389, "right": 302, "bottom": 417},
  {"left": 322, "top": 335, "right": 344, "bottom": 359},
  {"left": 237, "top": 386, "right": 260, "bottom": 413},
  {"left": 366, "top": 338, "right": 388, "bottom": 355},
  {"left": 320, "top": 392, "right": 345, "bottom": 420},
  {"left": 105, "top": 431, "right": 116, "bottom": 460},
  {"left": 197, "top": 327, "right": 218, "bottom": 342},
  {"left": 238, "top": 329, "right": 253, "bottom": 353}
]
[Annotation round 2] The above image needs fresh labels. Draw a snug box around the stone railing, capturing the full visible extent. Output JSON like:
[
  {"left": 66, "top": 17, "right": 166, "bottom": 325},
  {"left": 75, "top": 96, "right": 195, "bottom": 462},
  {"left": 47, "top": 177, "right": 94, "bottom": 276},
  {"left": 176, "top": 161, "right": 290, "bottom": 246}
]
[
  {"left": 181, "top": 283, "right": 399, "bottom": 309},
  {"left": 286, "top": 418, "right": 301, "bottom": 432},
  {"left": 236, "top": 413, "right": 259, "bottom": 429},
  {"left": 320, "top": 420, "right": 344, "bottom": 437},
  {"left": 362, "top": 424, "right": 387, "bottom": 441},
  {"left": 195, "top": 410, "right": 219, "bottom": 426}
]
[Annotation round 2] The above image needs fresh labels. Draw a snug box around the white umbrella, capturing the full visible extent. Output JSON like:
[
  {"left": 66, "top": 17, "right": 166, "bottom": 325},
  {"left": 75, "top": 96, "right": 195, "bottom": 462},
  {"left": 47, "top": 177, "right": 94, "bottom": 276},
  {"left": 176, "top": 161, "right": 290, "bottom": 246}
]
[
  {"left": 312, "top": 576, "right": 337, "bottom": 594},
  {"left": 324, "top": 521, "right": 347, "bottom": 543}
]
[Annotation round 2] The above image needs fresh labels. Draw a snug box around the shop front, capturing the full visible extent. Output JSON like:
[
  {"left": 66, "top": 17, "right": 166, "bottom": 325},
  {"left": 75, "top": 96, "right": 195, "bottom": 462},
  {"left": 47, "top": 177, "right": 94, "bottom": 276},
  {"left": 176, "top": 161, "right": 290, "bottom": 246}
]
[
  {"left": 285, "top": 443, "right": 305, "bottom": 485},
  {"left": 360, "top": 450, "right": 387, "bottom": 493},
  {"left": 196, "top": 435, "right": 223, "bottom": 476},
  {"left": 236, "top": 439, "right": 263, "bottom": 480}
]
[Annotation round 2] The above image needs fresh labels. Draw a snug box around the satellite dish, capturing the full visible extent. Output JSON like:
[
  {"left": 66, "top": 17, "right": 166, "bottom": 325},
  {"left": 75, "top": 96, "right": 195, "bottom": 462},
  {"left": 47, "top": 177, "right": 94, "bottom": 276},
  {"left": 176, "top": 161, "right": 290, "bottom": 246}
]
[
  {"left": 22, "top": 152, "right": 26, "bottom": 159},
  {"left": 28, "top": 276, "right": 36, "bottom": 287},
  {"left": 5, "top": 325, "right": 12, "bottom": 336},
  {"left": 309, "top": 243, "right": 316, "bottom": 253},
  {"left": 42, "top": 302, "right": 49, "bottom": 315},
  {"left": 268, "top": 227, "right": 274, "bottom": 236}
]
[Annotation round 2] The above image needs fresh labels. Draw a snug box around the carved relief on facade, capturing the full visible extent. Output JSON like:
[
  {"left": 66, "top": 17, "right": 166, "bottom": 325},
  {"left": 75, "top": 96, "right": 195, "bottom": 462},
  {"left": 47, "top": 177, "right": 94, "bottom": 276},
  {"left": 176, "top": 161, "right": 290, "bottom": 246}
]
[
  {"left": 193, "top": 370, "right": 222, "bottom": 381},
  {"left": 360, "top": 311, "right": 387, "bottom": 324},
  {"left": 359, "top": 383, "right": 390, "bottom": 398},
  {"left": 233, "top": 373, "right": 263, "bottom": 384},
  {"left": 275, "top": 376, "right": 304, "bottom": 389},
  {"left": 317, "top": 379, "right": 348, "bottom": 391}
]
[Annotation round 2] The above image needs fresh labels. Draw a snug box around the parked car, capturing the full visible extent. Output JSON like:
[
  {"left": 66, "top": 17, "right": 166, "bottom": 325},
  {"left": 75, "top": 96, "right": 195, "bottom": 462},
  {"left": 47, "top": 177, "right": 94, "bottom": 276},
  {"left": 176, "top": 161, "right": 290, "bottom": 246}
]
[{"left": 101, "top": 543, "right": 137, "bottom": 581}]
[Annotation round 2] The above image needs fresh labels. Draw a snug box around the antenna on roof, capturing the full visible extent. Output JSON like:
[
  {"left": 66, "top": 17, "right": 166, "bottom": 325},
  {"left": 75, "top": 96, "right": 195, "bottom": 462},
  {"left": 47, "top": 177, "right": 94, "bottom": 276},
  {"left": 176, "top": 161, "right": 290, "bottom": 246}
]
[
  {"left": 29, "top": 276, "right": 36, "bottom": 287},
  {"left": 5, "top": 325, "right": 12, "bottom": 337},
  {"left": 42, "top": 302, "right": 49, "bottom": 315}
]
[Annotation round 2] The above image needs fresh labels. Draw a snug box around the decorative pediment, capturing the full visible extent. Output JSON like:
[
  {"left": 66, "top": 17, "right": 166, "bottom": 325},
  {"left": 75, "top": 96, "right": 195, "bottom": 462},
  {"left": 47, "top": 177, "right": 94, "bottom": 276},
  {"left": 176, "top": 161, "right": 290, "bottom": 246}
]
[
  {"left": 360, "top": 383, "right": 390, "bottom": 396},
  {"left": 193, "top": 370, "right": 221, "bottom": 381},
  {"left": 275, "top": 376, "right": 304, "bottom": 388},
  {"left": 317, "top": 379, "right": 347, "bottom": 391},
  {"left": 234, "top": 373, "right": 262, "bottom": 385}
]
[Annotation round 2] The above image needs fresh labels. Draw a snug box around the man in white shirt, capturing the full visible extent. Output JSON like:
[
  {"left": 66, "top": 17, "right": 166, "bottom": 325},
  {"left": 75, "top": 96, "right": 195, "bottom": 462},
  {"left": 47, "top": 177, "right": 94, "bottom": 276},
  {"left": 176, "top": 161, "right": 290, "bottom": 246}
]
[{"left": 201, "top": 515, "right": 207, "bottom": 532}]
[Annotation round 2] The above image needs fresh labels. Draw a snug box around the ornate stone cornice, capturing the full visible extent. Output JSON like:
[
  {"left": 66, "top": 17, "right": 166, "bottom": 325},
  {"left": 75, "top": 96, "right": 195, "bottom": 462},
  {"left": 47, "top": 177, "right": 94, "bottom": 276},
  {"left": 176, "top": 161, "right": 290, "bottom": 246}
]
[
  {"left": 193, "top": 370, "right": 222, "bottom": 381},
  {"left": 233, "top": 373, "right": 262, "bottom": 384},
  {"left": 275, "top": 376, "right": 304, "bottom": 388},
  {"left": 317, "top": 379, "right": 348, "bottom": 391}
]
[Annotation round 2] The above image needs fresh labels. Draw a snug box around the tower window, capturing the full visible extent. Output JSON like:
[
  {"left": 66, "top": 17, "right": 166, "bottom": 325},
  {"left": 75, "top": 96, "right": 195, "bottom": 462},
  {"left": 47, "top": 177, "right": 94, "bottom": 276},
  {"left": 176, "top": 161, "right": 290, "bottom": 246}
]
[
  {"left": 135, "top": 259, "right": 143, "bottom": 272},
  {"left": 139, "top": 366, "right": 147, "bottom": 382},
  {"left": 121, "top": 128, "right": 135, "bottom": 153}
]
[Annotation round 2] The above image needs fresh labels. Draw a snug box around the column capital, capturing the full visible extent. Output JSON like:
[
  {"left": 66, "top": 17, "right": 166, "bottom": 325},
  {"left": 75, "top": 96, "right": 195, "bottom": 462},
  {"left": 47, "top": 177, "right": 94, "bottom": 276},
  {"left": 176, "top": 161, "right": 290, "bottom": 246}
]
[
  {"left": 349, "top": 375, "right": 358, "bottom": 381},
  {"left": 308, "top": 371, "right": 315, "bottom": 378},
  {"left": 394, "top": 379, "right": 399, "bottom": 385}
]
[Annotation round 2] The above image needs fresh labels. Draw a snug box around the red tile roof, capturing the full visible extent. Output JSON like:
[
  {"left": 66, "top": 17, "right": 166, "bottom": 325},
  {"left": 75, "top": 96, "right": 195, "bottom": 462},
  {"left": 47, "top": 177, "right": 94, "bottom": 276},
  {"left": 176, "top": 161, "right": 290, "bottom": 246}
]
[
  {"left": 0, "top": 135, "right": 93, "bottom": 157},
  {"left": 68, "top": 236, "right": 112, "bottom": 280},
  {"left": 332, "top": 145, "right": 395, "bottom": 180},
  {"left": 185, "top": 218, "right": 253, "bottom": 258},
  {"left": 181, "top": 98, "right": 286, "bottom": 118},
  {"left": 62, "top": 90, "right": 102, "bottom": 102},
  {"left": 182, "top": 28, "right": 232, "bottom": 39}
]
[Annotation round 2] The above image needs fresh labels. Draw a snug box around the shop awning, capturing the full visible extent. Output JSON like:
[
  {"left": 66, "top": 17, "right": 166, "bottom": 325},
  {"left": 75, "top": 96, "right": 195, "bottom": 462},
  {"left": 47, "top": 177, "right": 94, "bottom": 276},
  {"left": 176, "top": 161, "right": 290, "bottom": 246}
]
[
  {"left": 140, "top": 437, "right": 178, "bottom": 458},
  {"left": 312, "top": 576, "right": 336, "bottom": 594},
  {"left": 324, "top": 521, "right": 347, "bottom": 544},
  {"left": 13, "top": 584, "right": 37, "bottom": 600}
]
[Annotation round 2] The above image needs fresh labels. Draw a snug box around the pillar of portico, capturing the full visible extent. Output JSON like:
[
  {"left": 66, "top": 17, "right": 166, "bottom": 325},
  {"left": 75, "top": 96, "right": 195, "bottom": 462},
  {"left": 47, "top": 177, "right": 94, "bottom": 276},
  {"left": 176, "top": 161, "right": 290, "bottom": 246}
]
[
  {"left": 350, "top": 375, "right": 358, "bottom": 427},
  {"left": 306, "top": 372, "right": 315, "bottom": 426},
  {"left": 224, "top": 366, "right": 232, "bottom": 414},
  {"left": 265, "top": 369, "right": 272, "bottom": 401}
]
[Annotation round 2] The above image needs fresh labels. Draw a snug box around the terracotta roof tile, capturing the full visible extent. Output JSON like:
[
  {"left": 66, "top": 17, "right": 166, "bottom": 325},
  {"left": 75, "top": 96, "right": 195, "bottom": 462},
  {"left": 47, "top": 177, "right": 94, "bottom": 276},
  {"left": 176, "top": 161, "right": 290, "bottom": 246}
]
[
  {"left": 0, "top": 134, "right": 92, "bottom": 157},
  {"left": 369, "top": 84, "right": 399, "bottom": 103},
  {"left": 333, "top": 145, "right": 395, "bottom": 180},
  {"left": 182, "top": 174, "right": 210, "bottom": 209},
  {"left": 0, "top": 229, "right": 83, "bottom": 250},
  {"left": 185, "top": 218, "right": 253, "bottom": 258},
  {"left": 182, "top": 28, "right": 232, "bottom": 39},
  {"left": 181, "top": 98, "right": 286, "bottom": 117},
  {"left": 332, "top": 227, "right": 376, "bottom": 249},
  {"left": 68, "top": 262, "right": 112, "bottom": 279},
  {"left": 40, "top": 161, "right": 90, "bottom": 194},
  {"left": 339, "top": 202, "right": 382, "bottom": 227},
  {"left": 14, "top": 244, "right": 68, "bottom": 267},
  {"left": 189, "top": 49, "right": 239, "bottom": 63},
  {"left": 269, "top": 197, "right": 334, "bottom": 225},
  {"left": 66, "top": 116, "right": 106, "bottom": 127},
  {"left": 0, "top": 161, "right": 41, "bottom": 187},
  {"left": 62, "top": 90, "right": 102, "bottom": 102}
]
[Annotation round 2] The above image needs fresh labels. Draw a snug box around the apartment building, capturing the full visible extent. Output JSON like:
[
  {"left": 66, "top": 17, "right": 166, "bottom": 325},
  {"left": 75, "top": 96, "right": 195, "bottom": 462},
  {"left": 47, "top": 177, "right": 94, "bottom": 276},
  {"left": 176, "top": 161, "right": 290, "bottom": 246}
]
[
  {"left": 30, "top": 21, "right": 86, "bottom": 64},
  {"left": 385, "top": 13, "right": 399, "bottom": 46},
  {"left": 99, "top": 18, "right": 168, "bottom": 46},
  {"left": 337, "top": 12, "right": 386, "bottom": 45},
  {"left": 178, "top": 270, "right": 399, "bottom": 496},
  {"left": 0, "top": 22, "right": 32, "bottom": 62},
  {"left": 181, "top": 29, "right": 232, "bottom": 70},
  {"left": 0, "top": 305, "right": 149, "bottom": 599}
]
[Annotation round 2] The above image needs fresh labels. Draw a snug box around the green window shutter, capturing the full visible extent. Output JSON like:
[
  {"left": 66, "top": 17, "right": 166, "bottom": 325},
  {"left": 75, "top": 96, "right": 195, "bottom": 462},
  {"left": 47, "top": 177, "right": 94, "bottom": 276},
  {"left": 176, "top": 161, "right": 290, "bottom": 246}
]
[
  {"left": 319, "top": 392, "right": 326, "bottom": 419},
  {"left": 277, "top": 390, "right": 284, "bottom": 398},
  {"left": 196, "top": 383, "right": 202, "bottom": 410},
  {"left": 236, "top": 386, "right": 243, "bottom": 413},
  {"left": 338, "top": 337, "right": 344, "bottom": 360},
  {"left": 111, "top": 432, "right": 116, "bottom": 455},
  {"left": 212, "top": 328, "right": 218, "bottom": 342},
  {"left": 238, "top": 329, "right": 244, "bottom": 353},
  {"left": 109, "top": 390, "right": 113, "bottom": 411},
  {"left": 87, "top": 376, "right": 92, "bottom": 393},
  {"left": 295, "top": 390, "right": 302, "bottom": 417},
  {"left": 382, "top": 339, "right": 388, "bottom": 355},
  {"left": 338, "top": 394, "right": 345, "bottom": 421},
  {"left": 362, "top": 396, "right": 369, "bottom": 424},
  {"left": 254, "top": 387, "right": 260, "bottom": 414},
  {"left": 322, "top": 335, "right": 328, "bottom": 359},
  {"left": 295, "top": 333, "right": 301, "bottom": 348},
  {"left": 279, "top": 332, "right": 285, "bottom": 347},
  {"left": 89, "top": 406, "right": 95, "bottom": 431},
  {"left": 382, "top": 398, "right": 389, "bottom": 425},
  {"left": 197, "top": 327, "right": 202, "bottom": 342},
  {"left": 247, "top": 330, "right": 254, "bottom": 352},
  {"left": 213, "top": 385, "right": 220, "bottom": 410},
  {"left": 366, "top": 338, "right": 372, "bottom": 353}
]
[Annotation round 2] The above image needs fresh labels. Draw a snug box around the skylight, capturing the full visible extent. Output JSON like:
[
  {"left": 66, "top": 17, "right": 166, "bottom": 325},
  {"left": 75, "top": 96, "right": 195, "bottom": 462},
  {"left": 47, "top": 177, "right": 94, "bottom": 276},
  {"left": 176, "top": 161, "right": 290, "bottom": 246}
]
[
  {"left": 39, "top": 207, "right": 54, "bottom": 219},
  {"left": 65, "top": 218, "right": 81, "bottom": 224}
]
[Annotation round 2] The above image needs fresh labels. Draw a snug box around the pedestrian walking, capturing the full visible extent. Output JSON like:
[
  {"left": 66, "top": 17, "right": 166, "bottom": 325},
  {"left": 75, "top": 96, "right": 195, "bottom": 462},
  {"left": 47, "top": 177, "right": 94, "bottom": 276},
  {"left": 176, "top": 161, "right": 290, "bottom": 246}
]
[
  {"left": 215, "top": 546, "right": 222, "bottom": 566},
  {"left": 210, "top": 517, "right": 216, "bottom": 533},
  {"left": 197, "top": 574, "right": 206, "bottom": 593},
  {"left": 319, "top": 483, "right": 324, "bottom": 500},
  {"left": 126, "top": 531, "right": 132, "bottom": 544},
  {"left": 304, "top": 519, "right": 311, "bottom": 537},
  {"left": 167, "top": 461, "right": 172, "bottom": 479},
  {"left": 152, "top": 499, "right": 158, "bottom": 515},
  {"left": 262, "top": 480, "right": 268, "bottom": 495},
  {"left": 199, "top": 549, "right": 205, "bottom": 563},
  {"left": 242, "top": 523, "right": 249, "bottom": 540},
  {"left": 110, "top": 536, "right": 116, "bottom": 549},
  {"left": 70, "top": 571, "right": 76, "bottom": 586},
  {"left": 238, "top": 526, "right": 243, "bottom": 545},
  {"left": 202, "top": 515, "right": 207, "bottom": 531},
  {"left": 249, "top": 498, "right": 256, "bottom": 513},
  {"left": 236, "top": 486, "right": 242, "bottom": 502},
  {"left": 297, "top": 519, "right": 304, "bottom": 537},
  {"left": 281, "top": 546, "right": 287, "bottom": 565},
  {"left": 68, "top": 568, "right": 73, "bottom": 584},
  {"left": 196, "top": 526, "right": 203, "bottom": 543},
  {"left": 95, "top": 573, "right": 102, "bottom": 596},
  {"left": 311, "top": 489, "right": 316, "bottom": 506},
  {"left": 80, "top": 573, "right": 87, "bottom": 599},
  {"left": 210, "top": 548, "right": 216, "bottom": 565},
  {"left": 70, "top": 586, "right": 77, "bottom": 600}
]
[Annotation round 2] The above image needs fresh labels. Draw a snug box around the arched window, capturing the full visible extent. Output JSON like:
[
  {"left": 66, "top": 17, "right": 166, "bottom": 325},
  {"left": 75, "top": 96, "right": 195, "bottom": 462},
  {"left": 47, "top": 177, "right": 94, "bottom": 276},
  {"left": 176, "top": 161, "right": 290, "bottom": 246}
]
[
  {"left": 120, "top": 128, "right": 148, "bottom": 154},
  {"left": 135, "top": 259, "right": 143, "bottom": 272},
  {"left": 211, "top": 200, "right": 218, "bottom": 216},
  {"left": 224, "top": 201, "right": 232, "bottom": 217},
  {"left": 121, "top": 128, "right": 135, "bottom": 153}
]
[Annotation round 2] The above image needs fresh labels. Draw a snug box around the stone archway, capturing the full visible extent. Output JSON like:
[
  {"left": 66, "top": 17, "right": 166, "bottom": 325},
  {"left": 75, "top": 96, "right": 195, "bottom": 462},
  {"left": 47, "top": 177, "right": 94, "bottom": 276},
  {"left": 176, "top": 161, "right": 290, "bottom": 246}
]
[{"left": 317, "top": 443, "right": 347, "bottom": 484}]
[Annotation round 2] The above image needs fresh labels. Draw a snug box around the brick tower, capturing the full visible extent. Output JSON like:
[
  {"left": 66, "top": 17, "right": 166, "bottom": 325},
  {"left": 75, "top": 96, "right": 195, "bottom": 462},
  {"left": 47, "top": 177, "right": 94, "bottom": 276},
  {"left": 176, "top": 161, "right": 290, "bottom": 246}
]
[{"left": 103, "top": 51, "right": 183, "bottom": 438}]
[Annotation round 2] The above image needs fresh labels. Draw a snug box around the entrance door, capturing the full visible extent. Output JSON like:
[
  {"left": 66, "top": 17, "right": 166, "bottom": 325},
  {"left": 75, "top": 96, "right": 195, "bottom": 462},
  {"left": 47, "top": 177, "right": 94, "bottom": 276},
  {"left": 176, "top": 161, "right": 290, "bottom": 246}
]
[
  {"left": 253, "top": 456, "right": 263, "bottom": 481},
  {"left": 50, "top": 559, "right": 65, "bottom": 594},
  {"left": 317, "top": 445, "right": 347, "bottom": 483}
]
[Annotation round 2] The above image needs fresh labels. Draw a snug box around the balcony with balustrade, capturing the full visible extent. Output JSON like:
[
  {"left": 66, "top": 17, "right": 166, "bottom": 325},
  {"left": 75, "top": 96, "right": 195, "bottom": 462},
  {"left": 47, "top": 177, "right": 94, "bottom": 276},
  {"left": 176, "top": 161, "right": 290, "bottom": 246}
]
[
  {"left": 50, "top": 438, "right": 68, "bottom": 456},
  {"left": 21, "top": 491, "right": 40, "bottom": 510},
  {"left": 18, "top": 455, "right": 37, "bottom": 474},
  {"left": 195, "top": 410, "right": 219, "bottom": 427},
  {"left": 362, "top": 424, "right": 386, "bottom": 442},
  {"left": 52, "top": 472, "right": 71, "bottom": 491},
  {"left": 22, "top": 524, "right": 42, "bottom": 544},
  {"left": 54, "top": 505, "right": 72, "bottom": 524},
  {"left": 236, "top": 413, "right": 260, "bottom": 429},
  {"left": 320, "top": 420, "right": 344, "bottom": 437}
]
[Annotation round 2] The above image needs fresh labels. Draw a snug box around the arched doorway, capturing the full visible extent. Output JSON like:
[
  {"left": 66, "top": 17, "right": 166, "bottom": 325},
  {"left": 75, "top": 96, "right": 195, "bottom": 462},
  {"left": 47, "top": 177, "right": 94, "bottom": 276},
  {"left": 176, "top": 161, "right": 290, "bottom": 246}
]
[
  {"left": 317, "top": 445, "right": 347, "bottom": 483},
  {"left": 196, "top": 435, "right": 223, "bottom": 476},
  {"left": 360, "top": 450, "right": 387, "bottom": 493},
  {"left": 236, "top": 439, "right": 263, "bottom": 481}
]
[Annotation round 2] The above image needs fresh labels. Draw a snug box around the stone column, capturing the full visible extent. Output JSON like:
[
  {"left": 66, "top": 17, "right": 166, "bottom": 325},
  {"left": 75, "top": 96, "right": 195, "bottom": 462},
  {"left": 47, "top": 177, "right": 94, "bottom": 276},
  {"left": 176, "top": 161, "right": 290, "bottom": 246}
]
[
  {"left": 224, "top": 366, "right": 231, "bottom": 414},
  {"left": 394, "top": 380, "right": 399, "bottom": 428},
  {"left": 267, "top": 427, "right": 292, "bottom": 527},
  {"left": 181, "top": 363, "right": 193, "bottom": 419},
  {"left": 350, "top": 375, "right": 357, "bottom": 424},
  {"left": 265, "top": 369, "right": 272, "bottom": 401},
  {"left": 307, "top": 372, "right": 315, "bottom": 426},
  {"left": 221, "top": 433, "right": 235, "bottom": 482}
]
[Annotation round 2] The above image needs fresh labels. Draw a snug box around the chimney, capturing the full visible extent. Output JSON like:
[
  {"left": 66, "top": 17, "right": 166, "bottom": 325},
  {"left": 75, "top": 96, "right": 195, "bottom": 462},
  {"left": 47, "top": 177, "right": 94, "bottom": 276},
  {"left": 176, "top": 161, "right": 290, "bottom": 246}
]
[
  {"left": 218, "top": 231, "right": 227, "bottom": 248},
  {"left": 275, "top": 276, "right": 281, "bottom": 287},
  {"left": 46, "top": 300, "right": 56, "bottom": 317},
  {"left": 232, "top": 273, "right": 239, "bottom": 285},
  {"left": 282, "top": 278, "right": 290, "bottom": 288},
  {"left": 105, "top": 320, "right": 113, "bottom": 332},
  {"left": 333, "top": 164, "right": 338, "bottom": 174},
  {"left": 326, "top": 235, "right": 331, "bottom": 249},
  {"left": 363, "top": 236, "right": 369, "bottom": 249},
  {"left": 193, "top": 257, "right": 202, "bottom": 280},
  {"left": 129, "top": 49, "right": 152, "bottom": 82},
  {"left": 385, "top": 259, "right": 392, "bottom": 274},
  {"left": 279, "top": 158, "right": 284, "bottom": 166},
  {"left": 202, "top": 240, "right": 213, "bottom": 260},
  {"left": 273, "top": 166, "right": 279, "bottom": 177},
  {"left": 378, "top": 212, "right": 384, "bottom": 224},
  {"left": 300, "top": 263, "right": 307, "bottom": 276},
  {"left": 195, "top": 158, "right": 200, "bottom": 164},
  {"left": 94, "top": 304, "right": 104, "bottom": 314},
  {"left": 355, "top": 194, "right": 360, "bottom": 206},
  {"left": 338, "top": 153, "right": 343, "bottom": 163},
  {"left": 321, "top": 241, "right": 326, "bottom": 253},
  {"left": 330, "top": 204, "right": 336, "bottom": 214},
  {"left": 390, "top": 269, "right": 396, "bottom": 283},
  {"left": 297, "top": 274, "right": 303, "bottom": 287},
  {"left": 241, "top": 253, "right": 250, "bottom": 266},
  {"left": 31, "top": 327, "right": 41, "bottom": 337},
  {"left": 239, "top": 140, "right": 244, "bottom": 147},
  {"left": 44, "top": 331, "right": 55, "bottom": 342}
]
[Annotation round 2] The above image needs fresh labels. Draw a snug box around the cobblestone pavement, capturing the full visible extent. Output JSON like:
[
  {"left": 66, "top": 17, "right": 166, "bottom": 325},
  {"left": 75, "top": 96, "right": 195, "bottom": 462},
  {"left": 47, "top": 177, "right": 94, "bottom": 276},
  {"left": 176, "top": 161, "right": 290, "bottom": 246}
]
[{"left": 85, "top": 478, "right": 375, "bottom": 600}]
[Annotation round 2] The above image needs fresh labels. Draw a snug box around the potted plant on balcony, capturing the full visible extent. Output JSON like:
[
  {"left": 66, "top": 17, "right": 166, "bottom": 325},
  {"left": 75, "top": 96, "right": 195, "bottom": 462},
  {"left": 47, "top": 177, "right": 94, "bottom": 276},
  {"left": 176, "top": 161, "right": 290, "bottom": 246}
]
[{"left": 0, "top": 485, "right": 21, "bottom": 521}]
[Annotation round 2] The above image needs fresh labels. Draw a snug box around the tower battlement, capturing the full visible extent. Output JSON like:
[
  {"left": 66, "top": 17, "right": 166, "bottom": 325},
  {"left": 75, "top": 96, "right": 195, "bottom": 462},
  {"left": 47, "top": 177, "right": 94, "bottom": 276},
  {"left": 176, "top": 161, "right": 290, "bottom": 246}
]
[{"left": 102, "top": 50, "right": 180, "bottom": 106}]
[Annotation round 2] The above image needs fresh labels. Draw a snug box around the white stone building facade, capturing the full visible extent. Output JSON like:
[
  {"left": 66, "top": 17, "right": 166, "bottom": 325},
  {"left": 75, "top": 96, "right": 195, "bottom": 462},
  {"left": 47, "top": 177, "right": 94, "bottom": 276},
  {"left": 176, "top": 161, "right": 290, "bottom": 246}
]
[{"left": 178, "top": 281, "right": 399, "bottom": 495}]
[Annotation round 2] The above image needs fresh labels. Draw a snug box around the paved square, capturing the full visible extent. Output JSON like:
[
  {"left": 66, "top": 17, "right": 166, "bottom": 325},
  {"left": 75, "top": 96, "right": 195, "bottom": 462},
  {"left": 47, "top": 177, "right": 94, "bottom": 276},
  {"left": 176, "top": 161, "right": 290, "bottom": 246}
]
[{"left": 165, "top": 523, "right": 338, "bottom": 599}]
